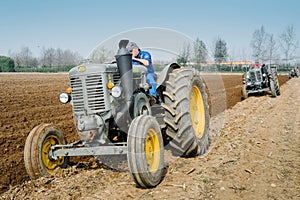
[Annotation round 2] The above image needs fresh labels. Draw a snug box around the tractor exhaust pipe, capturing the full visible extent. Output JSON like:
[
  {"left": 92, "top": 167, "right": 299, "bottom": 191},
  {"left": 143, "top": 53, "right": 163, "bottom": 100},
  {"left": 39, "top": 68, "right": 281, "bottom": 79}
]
[
  {"left": 115, "top": 40, "right": 133, "bottom": 101},
  {"left": 114, "top": 40, "right": 133, "bottom": 132}
]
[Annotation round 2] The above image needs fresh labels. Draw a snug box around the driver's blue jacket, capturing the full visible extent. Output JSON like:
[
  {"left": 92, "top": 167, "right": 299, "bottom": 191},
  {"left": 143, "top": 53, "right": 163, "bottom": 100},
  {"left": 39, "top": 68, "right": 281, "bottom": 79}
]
[
  {"left": 132, "top": 50, "right": 157, "bottom": 96},
  {"left": 132, "top": 50, "right": 155, "bottom": 74}
]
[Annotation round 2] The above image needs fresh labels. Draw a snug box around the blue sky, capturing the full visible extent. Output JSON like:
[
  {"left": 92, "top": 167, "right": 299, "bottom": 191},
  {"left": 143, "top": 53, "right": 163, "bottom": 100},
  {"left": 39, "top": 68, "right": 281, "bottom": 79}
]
[{"left": 0, "top": 0, "right": 299, "bottom": 61}]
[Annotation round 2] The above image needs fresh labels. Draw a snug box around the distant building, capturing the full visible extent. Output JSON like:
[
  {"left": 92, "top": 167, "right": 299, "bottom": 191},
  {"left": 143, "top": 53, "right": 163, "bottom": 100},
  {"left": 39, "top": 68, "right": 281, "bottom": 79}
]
[{"left": 198, "top": 61, "right": 251, "bottom": 66}]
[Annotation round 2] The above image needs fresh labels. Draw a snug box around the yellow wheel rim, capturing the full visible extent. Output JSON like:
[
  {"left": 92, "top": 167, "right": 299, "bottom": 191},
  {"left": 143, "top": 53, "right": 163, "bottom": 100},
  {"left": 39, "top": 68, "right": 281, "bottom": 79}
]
[
  {"left": 276, "top": 75, "right": 280, "bottom": 88},
  {"left": 190, "top": 85, "right": 205, "bottom": 138},
  {"left": 41, "top": 135, "right": 64, "bottom": 174},
  {"left": 145, "top": 129, "right": 160, "bottom": 173}
]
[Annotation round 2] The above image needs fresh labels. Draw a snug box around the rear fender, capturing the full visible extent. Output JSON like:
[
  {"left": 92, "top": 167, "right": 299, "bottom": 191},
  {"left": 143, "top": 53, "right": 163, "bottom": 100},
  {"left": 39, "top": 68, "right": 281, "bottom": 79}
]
[{"left": 156, "top": 63, "right": 181, "bottom": 90}]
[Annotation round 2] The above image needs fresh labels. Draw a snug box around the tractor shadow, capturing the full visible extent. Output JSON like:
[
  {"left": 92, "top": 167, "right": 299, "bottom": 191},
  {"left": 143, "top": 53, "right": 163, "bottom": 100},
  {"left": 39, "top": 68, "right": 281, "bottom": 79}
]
[
  {"left": 68, "top": 155, "right": 129, "bottom": 172},
  {"left": 242, "top": 91, "right": 275, "bottom": 100},
  {"left": 67, "top": 153, "right": 170, "bottom": 187}
]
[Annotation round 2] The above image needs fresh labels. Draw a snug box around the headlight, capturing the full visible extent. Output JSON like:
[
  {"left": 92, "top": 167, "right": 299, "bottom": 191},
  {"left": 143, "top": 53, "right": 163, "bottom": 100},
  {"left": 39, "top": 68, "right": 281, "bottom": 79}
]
[
  {"left": 111, "top": 86, "right": 122, "bottom": 98},
  {"left": 59, "top": 92, "right": 71, "bottom": 103}
]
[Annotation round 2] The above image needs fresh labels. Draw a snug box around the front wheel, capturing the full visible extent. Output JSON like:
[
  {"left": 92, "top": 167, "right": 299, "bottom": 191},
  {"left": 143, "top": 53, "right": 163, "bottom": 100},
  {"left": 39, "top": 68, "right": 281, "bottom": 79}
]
[
  {"left": 127, "top": 115, "right": 164, "bottom": 188},
  {"left": 24, "top": 124, "right": 68, "bottom": 179},
  {"left": 275, "top": 75, "right": 280, "bottom": 96},
  {"left": 270, "top": 68, "right": 280, "bottom": 97},
  {"left": 242, "top": 84, "right": 248, "bottom": 100}
]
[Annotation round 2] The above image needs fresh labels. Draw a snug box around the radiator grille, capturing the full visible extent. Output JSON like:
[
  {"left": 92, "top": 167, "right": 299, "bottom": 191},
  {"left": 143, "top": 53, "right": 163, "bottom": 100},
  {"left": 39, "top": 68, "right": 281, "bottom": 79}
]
[
  {"left": 250, "top": 70, "right": 262, "bottom": 82},
  {"left": 70, "top": 76, "right": 84, "bottom": 113},
  {"left": 86, "top": 74, "right": 105, "bottom": 112},
  {"left": 255, "top": 70, "right": 262, "bottom": 82},
  {"left": 70, "top": 74, "right": 106, "bottom": 114},
  {"left": 113, "top": 73, "right": 120, "bottom": 84}
]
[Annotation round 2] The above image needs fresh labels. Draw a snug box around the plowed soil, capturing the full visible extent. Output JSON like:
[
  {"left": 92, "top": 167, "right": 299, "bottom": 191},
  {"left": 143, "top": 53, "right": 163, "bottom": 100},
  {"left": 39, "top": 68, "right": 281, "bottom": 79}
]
[{"left": 1, "top": 73, "right": 297, "bottom": 200}]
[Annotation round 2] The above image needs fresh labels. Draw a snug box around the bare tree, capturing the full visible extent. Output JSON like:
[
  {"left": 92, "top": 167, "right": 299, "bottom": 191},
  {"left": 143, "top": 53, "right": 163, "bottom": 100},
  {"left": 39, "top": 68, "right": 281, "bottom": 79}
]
[
  {"left": 39, "top": 47, "right": 47, "bottom": 67},
  {"left": 22, "top": 47, "right": 33, "bottom": 67},
  {"left": 55, "top": 48, "right": 64, "bottom": 66},
  {"left": 279, "top": 24, "right": 299, "bottom": 65},
  {"left": 11, "top": 46, "right": 35, "bottom": 68},
  {"left": 12, "top": 52, "right": 22, "bottom": 68},
  {"left": 265, "top": 33, "right": 278, "bottom": 65},
  {"left": 228, "top": 47, "right": 236, "bottom": 72},
  {"left": 62, "top": 49, "right": 82, "bottom": 65},
  {"left": 251, "top": 25, "right": 268, "bottom": 62},
  {"left": 44, "top": 47, "right": 56, "bottom": 67},
  {"left": 90, "top": 47, "right": 114, "bottom": 63}
]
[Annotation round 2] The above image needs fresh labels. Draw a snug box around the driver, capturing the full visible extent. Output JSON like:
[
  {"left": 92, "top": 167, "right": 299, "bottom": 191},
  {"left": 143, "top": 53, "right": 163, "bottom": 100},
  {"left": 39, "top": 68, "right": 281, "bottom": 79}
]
[{"left": 126, "top": 42, "right": 157, "bottom": 96}]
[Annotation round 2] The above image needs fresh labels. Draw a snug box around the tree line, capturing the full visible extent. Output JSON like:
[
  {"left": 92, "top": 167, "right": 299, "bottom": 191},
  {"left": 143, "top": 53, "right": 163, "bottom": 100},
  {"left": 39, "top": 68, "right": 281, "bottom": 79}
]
[
  {"left": 176, "top": 24, "right": 299, "bottom": 67},
  {"left": 0, "top": 46, "right": 82, "bottom": 72}
]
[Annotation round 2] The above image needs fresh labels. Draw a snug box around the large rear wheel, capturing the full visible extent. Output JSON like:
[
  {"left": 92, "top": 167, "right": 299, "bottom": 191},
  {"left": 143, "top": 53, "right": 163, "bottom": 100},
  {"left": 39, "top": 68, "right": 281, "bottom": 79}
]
[
  {"left": 162, "top": 67, "right": 210, "bottom": 157},
  {"left": 270, "top": 68, "right": 280, "bottom": 97},
  {"left": 24, "top": 124, "right": 68, "bottom": 179},
  {"left": 270, "top": 80, "right": 277, "bottom": 97},
  {"left": 127, "top": 115, "right": 164, "bottom": 188}
]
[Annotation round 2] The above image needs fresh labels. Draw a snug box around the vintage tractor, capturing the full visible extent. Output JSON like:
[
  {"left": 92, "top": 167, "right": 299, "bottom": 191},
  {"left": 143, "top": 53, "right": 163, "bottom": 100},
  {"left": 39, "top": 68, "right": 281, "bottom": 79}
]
[
  {"left": 289, "top": 67, "right": 299, "bottom": 79},
  {"left": 242, "top": 63, "right": 280, "bottom": 99},
  {"left": 24, "top": 40, "right": 210, "bottom": 188}
]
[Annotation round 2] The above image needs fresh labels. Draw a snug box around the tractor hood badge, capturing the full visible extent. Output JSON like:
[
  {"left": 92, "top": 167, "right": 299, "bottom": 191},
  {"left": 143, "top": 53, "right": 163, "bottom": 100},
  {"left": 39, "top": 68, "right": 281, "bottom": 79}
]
[{"left": 78, "top": 65, "right": 86, "bottom": 72}]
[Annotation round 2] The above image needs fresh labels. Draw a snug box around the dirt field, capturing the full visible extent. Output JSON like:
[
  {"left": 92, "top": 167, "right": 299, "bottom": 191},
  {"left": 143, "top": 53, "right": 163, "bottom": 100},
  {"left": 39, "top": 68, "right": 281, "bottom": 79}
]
[{"left": 1, "top": 72, "right": 297, "bottom": 200}]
